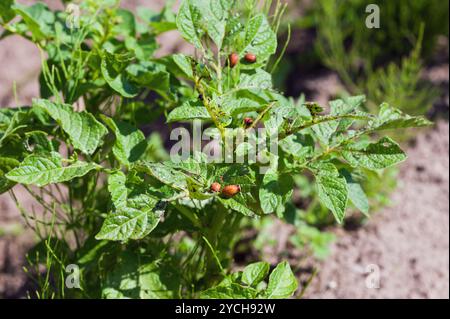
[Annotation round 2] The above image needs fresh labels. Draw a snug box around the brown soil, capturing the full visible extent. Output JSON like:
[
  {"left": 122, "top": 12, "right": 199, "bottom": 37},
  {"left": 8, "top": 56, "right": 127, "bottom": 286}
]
[
  {"left": 0, "top": 188, "right": 37, "bottom": 298},
  {"left": 304, "top": 121, "right": 449, "bottom": 299}
]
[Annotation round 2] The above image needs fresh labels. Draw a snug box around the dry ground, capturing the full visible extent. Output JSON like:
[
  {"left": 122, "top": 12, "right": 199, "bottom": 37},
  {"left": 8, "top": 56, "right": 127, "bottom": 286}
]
[{"left": 304, "top": 121, "right": 449, "bottom": 299}]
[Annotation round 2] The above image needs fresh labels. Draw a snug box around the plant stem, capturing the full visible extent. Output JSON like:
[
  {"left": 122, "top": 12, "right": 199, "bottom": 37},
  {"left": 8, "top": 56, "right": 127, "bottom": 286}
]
[
  {"left": 202, "top": 206, "right": 228, "bottom": 284},
  {"left": 280, "top": 114, "right": 373, "bottom": 140}
]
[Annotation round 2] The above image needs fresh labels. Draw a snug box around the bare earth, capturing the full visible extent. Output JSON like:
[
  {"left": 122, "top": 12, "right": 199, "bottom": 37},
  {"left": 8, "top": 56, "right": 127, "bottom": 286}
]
[
  {"left": 305, "top": 121, "right": 449, "bottom": 299},
  {"left": 1, "top": 0, "right": 449, "bottom": 299}
]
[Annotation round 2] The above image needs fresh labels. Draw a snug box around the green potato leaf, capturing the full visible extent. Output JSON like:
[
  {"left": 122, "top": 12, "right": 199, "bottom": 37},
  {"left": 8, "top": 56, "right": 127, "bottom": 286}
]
[
  {"left": 108, "top": 170, "right": 128, "bottom": 209},
  {"left": 259, "top": 172, "right": 294, "bottom": 215},
  {"left": 34, "top": 99, "right": 108, "bottom": 155},
  {"left": 102, "top": 250, "right": 180, "bottom": 299},
  {"left": 341, "top": 170, "right": 370, "bottom": 216},
  {"left": 372, "top": 103, "right": 433, "bottom": 131},
  {"left": 177, "top": 0, "right": 230, "bottom": 49},
  {"left": 6, "top": 152, "right": 99, "bottom": 187},
  {"left": 176, "top": 0, "right": 204, "bottom": 49},
  {"left": 13, "top": 3, "right": 55, "bottom": 41},
  {"left": 265, "top": 261, "right": 298, "bottom": 299},
  {"left": 242, "top": 261, "right": 270, "bottom": 287},
  {"left": 101, "top": 116, "right": 147, "bottom": 166},
  {"left": 238, "top": 14, "right": 277, "bottom": 67},
  {"left": 167, "top": 100, "right": 210, "bottom": 123},
  {"left": 101, "top": 51, "right": 139, "bottom": 98},
  {"left": 96, "top": 205, "right": 161, "bottom": 242},
  {"left": 200, "top": 283, "right": 258, "bottom": 299},
  {"left": 311, "top": 163, "right": 348, "bottom": 224},
  {"left": 343, "top": 137, "right": 407, "bottom": 170}
]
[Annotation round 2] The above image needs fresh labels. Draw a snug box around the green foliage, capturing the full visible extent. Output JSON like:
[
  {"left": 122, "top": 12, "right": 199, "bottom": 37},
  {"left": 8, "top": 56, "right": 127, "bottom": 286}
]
[
  {"left": 0, "top": 156, "right": 19, "bottom": 193},
  {"left": 101, "top": 116, "right": 147, "bottom": 166},
  {"left": 102, "top": 249, "right": 181, "bottom": 299},
  {"left": 270, "top": 0, "right": 443, "bottom": 235},
  {"left": 35, "top": 99, "right": 108, "bottom": 155},
  {"left": 0, "top": 0, "right": 15, "bottom": 24},
  {"left": 242, "top": 261, "right": 270, "bottom": 286},
  {"left": 312, "top": 0, "right": 444, "bottom": 116},
  {"left": 200, "top": 261, "right": 297, "bottom": 299},
  {"left": 96, "top": 205, "right": 161, "bottom": 241},
  {"left": 0, "top": 0, "right": 431, "bottom": 299},
  {"left": 311, "top": 163, "right": 348, "bottom": 224},
  {"left": 260, "top": 171, "right": 293, "bottom": 216},
  {"left": 6, "top": 151, "right": 99, "bottom": 187},
  {"left": 279, "top": 0, "right": 445, "bottom": 119},
  {"left": 265, "top": 261, "right": 298, "bottom": 298},
  {"left": 364, "top": 26, "right": 439, "bottom": 116},
  {"left": 314, "top": 0, "right": 448, "bottom": 62},
  {"left": 290, "top": 223, "right": 336, "bottom": 260}
]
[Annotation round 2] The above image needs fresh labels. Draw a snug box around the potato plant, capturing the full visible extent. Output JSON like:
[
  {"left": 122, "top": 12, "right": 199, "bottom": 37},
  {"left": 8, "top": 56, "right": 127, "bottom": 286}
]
[{"left": 0, "top": 0, "right": 431, "bottom": 299}]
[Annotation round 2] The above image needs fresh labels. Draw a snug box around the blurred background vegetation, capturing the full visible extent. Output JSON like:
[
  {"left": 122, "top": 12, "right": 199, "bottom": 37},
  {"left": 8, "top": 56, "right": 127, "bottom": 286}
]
[{"left": 276, "top": 0, "right": 448, "bottom": 114}]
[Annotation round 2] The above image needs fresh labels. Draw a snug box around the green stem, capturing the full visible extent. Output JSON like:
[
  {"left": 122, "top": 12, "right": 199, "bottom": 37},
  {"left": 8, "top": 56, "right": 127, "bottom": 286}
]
[
  {"left": 215, "top": 51, "right": 223, "bottom": 94},
  {"left": 195, "top": 78, "right": 226, "bottom": 140},
  {"left": 173, "top": 203, "right": 202, "bottom": 229},
  {"left": 246, "top": 102, "right": 275, "bottom": 131},
  {"left": 202, "top": 206, "right": 228, "bottom": 283},
  {"left": 280, "top": 114, "right": 373, "bottom": 140},
  {"left": 202, "top": 236, "right": 225, "bottom": 275}
]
